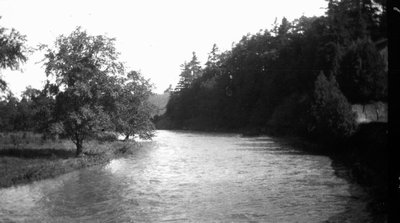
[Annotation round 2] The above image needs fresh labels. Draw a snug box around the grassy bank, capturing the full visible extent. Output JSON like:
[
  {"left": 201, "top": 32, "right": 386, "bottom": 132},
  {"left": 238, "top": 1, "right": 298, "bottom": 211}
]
[{"left": 0, "top": 132, "right": 139, "bottom": 189}]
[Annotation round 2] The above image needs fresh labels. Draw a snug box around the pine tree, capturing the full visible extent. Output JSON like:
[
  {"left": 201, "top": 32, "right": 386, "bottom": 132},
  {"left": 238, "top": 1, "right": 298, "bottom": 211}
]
[{"left": 175, "top": 52, "right": 202, "bottom": 92}]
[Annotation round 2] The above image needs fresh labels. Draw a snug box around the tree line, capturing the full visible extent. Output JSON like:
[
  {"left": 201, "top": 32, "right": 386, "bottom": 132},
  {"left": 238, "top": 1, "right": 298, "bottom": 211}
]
[
  {"left": 157, "top": 0, "right": 387, "bottom": 144},
  {"left": 0, "top": 25, "right": 155, "bottom": 155}
]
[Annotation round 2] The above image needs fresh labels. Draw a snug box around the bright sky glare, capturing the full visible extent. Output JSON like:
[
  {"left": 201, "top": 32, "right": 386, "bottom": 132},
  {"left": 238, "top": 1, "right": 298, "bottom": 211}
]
[{"left": 0, "top": 0, "right": 327, "bottom": 95}]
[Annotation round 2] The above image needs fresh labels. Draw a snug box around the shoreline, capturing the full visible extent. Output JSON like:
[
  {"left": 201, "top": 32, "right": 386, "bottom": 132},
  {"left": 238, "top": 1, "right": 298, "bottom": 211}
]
[{"left": 0, "top": 138, "right": 140, "bottom": 189}]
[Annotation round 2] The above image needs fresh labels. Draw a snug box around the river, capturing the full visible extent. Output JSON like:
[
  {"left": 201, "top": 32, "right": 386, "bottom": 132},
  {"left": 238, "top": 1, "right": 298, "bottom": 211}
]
[{"left": 0, "top": 130, "right": 372, "bottom": 222}]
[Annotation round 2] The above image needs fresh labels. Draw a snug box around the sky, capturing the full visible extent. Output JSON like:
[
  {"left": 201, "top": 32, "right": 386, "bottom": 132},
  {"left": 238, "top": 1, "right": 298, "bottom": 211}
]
[{"left": 0, "top": 0, "right": 327, "bottom": 95}]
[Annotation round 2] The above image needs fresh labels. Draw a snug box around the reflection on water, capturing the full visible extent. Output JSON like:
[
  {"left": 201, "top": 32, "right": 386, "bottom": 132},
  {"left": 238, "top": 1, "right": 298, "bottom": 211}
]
[{"left": 0, "top": 130, "right": 371, "bottom": 222}]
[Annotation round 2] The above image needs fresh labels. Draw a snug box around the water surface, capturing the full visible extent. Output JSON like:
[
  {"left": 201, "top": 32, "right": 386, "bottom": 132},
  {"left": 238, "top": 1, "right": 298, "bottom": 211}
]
[{"left": 0, "top": 130, "right": 370, "bottom": 222}]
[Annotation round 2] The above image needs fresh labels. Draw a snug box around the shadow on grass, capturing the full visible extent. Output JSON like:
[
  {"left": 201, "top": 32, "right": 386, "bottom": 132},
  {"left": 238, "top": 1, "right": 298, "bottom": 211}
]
[{"left": 0, "top": 148, "right": 75, "bottom": 159}]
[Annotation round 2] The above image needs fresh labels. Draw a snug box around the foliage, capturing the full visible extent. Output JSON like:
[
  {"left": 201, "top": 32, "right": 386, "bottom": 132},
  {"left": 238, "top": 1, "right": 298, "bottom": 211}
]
[
  {"left": 0, "top": 19, "right": 27, "bottom": 91},
  {"left": 160, "top": 0, "right": 386, "bottom": 139},
  {"left": 113, "top": 70, "right": 155, "bottom": 140},
  {"left": 1, "top": 27, "right": 155, "bottom": 152},
  {"left": 310, "top": 72, "right": 357, "bottom": 141},
  {"left": 175, "top": 52, "right": 202, "bottom": 92},
  {"left": 28, "top": 84, "right": 56, "bottom": 135},
  {"left": 0, "top": 93, "right": 19, "bottom": 131},
  {"left": 42, "top": 27, "right": 124, "bottom": 155},
  {"left": 337, "top": 38, "right": 387, "bottom": 103},
  {"left": 0, "top": 0, "right": 388, "bottom": 149},
  {"left": 325, "top": 0, "right": 386, "bottom": 42},
  {"left": 266, "top": 94, "right": 311, "bottom": 136}
]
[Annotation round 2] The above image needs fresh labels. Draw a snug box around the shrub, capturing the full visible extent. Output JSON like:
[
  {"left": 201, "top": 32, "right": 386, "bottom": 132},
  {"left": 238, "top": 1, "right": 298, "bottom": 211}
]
[
  {"left": 309, "top": 72, "right": 357, "bottom": 143},
  {"left": 92, "top": 131, "right": 118, "bottom": 142}
]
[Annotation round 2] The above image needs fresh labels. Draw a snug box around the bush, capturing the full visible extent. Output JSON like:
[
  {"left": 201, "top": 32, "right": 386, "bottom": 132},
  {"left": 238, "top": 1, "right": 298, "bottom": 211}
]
[
  {"left": 309, "top": 72, "right": 357, "bottom": 143},
  {"left": 92, "top": 131, "right": 119, "bottom": 142}
]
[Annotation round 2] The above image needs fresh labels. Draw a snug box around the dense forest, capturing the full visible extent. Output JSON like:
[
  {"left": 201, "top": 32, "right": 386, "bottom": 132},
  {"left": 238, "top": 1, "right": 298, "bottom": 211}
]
[{"left": 156, "top": 0, "right": 387, "bottom": 144}]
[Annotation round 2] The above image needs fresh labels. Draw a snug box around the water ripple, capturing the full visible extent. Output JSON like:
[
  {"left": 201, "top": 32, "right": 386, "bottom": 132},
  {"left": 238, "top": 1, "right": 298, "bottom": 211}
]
[{"left": 0, "top": 130, "right": 371, "bottom": 222}]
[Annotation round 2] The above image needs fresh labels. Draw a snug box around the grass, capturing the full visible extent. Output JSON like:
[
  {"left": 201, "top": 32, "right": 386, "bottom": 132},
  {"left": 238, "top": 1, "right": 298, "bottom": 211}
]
[{"left": 0, "top": 131, "right": 139, "bottom": 188}]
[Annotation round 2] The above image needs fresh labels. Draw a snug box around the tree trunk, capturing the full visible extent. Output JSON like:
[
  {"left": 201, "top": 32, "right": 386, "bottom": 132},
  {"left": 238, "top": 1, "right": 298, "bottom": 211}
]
[{"left": 75, "top": 138, "right": 83, "bottom": 156}]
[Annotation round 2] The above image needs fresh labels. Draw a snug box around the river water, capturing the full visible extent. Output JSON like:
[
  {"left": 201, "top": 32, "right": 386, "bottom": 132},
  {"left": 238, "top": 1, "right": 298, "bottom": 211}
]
[{"left": 0, "top": 130, "right": 371, "bottom": 222}]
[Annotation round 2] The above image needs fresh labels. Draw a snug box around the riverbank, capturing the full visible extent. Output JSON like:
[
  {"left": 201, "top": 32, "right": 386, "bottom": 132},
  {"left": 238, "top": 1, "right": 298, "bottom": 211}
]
[
  {"left": 267, "top": 128, "right": 387, "bottom": 222},
  {"left": 0, "top": 132, "right": 139, "bottom": 189},
  {"left": 254, "top": 123, "right": 388, "bottom": 222}
]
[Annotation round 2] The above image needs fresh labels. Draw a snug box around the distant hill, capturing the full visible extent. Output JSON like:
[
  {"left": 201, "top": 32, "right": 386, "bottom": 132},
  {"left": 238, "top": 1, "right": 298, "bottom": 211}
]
[{"left": 148, "top": 92, "right": 170, "bottom": 116}]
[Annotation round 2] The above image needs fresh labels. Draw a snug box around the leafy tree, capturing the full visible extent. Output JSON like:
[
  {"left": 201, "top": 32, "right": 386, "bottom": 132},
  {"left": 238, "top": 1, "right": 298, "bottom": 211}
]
[
  {"left": 337, "top": 38, "right": 387, "bottom": 103},
  {"left": 14, "top": 97, "right": 34, "bottom": 131},
  {"left": 43, "top": 27, "right": 124, "bottom": 155},
  {"left": 22, "top": 84, "right": 56, "bottom": 135},
  {"left": 0, "top": 87, "right": 38, "bottom": 132},
  {"left": 0, "top": 18, "right": 27, "bottom": 91},
  {"left": 0, "top": 91, "right": 35, "bottom": 132},
  {"left": 113, "top": 70, "right": 155, "bottom": 140},
  {"left": 0, "top": 92, "right": 18, "bottom": 131},
  {"left": 21, "top": 86, "right": 41, "bottom": 100},
  {"left": 310, "top": 72, "right": 356, "bottom": 142}
]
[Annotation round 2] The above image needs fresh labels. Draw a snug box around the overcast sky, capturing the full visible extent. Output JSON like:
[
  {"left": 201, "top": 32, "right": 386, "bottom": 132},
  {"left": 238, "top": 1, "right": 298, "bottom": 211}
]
[{"left": 0, "top": 0, "right": 327, "bottom": 95}]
